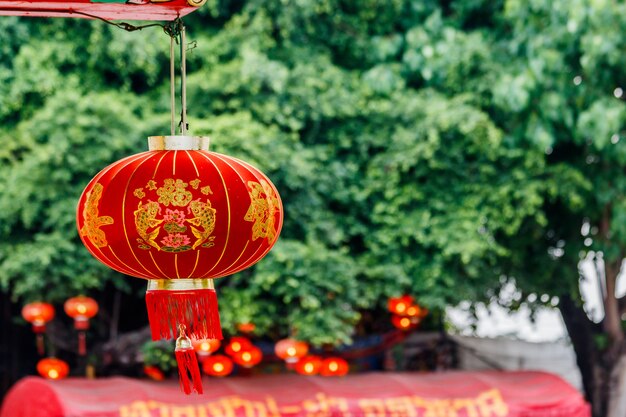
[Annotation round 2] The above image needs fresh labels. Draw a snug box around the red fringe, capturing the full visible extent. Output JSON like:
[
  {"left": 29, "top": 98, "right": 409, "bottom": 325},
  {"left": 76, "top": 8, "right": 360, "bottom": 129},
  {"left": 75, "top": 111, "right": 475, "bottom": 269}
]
[
  {"left": 145, "top": 288, "right": 222, "bottom": 341},
  {"left": 78, "top": 332, "right": 86, "bottom": 356},
  {"left": 175, "top": 347, "right": 203, "bottom": 395},
  {"left": 36, "top": 334, "right": 44, "bottom": 356}
]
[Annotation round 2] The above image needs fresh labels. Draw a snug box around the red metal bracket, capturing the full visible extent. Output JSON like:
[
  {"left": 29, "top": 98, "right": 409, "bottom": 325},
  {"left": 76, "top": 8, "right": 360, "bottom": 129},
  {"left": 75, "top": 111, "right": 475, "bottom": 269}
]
[{"left": 0, "top": 0, "right": 205, "bottom": 21}]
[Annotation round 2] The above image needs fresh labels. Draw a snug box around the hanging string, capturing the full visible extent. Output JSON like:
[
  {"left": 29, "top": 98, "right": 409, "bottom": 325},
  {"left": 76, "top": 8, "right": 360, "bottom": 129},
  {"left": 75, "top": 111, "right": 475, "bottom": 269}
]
[
  {"left": 69, "top": 9, "right": 165, "bottom": 32},
  {"left": 60, "top": 12, "right": 189, "bottom": 135},
  {"left": 164, "top": 19, "right": 184, "bottom": 135},
  {"left": 180, "top": 26, "right": 188, "bottom": 135},
  {"left": 170, "top": 36, "right": 176, "bottom": 136}
]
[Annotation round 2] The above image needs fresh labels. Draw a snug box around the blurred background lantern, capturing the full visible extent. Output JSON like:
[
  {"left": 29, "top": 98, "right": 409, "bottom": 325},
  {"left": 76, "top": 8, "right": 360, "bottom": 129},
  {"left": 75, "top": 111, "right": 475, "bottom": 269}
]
[
  {"left": 37, "top": 357, "right": 69, "bottom": 380},
  {"left": 319, "top": 357, "right": 349, "bottom": 377},
  {"left": 406, "top": 303, "right": 428, "bottom": 324},
  {"left": 405, "top": 304, "right": 421, "bottom": 319},
  {"left": 203, "top": 354, "right": 233, "bottom": 377},
  {"left": 295, "top": 355, "right": 322, "bottom": 376},
  {"left": 387, "top": 295, "right": 414, "bottom": 315},
  {"left": 275, "top": 338, "right": 309, "bottom": 364},
  {"left": 64, "top": 296, "right": 98, "bottom": 330},
  {"left": 76, "top": 136, "right": 283, "bottom": 394},
  {"left": 21, "top": 302, "right": 55, "bottom": 355},
  {"left": 143, "top": 365, "right": 165, "bottom": 381},
  {"left": 192, "top": 338, "right": 220, "bottom": 361},
  {"left": 391, "top": 315, "right": 416, "bottom": 331},
  {"left": 64, "top": 296, "right": 98, "bottom": 355},
  {"left": 225, "top": 337, "right": 252, "bottom": 357},
  {"left": 236, "top": 322, "right": 256, "bottom": 334},
  {"left": 232, "top": 345, "right": 262, "bottom": 368}
]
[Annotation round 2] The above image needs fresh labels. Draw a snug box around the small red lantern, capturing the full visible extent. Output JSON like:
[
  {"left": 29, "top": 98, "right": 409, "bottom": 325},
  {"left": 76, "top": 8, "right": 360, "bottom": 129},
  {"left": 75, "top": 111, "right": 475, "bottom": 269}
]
[
  {"left": 237, "top": 322, "right": 256, "bottom": 334},
  {"left": 37, "top": 358, "right": 69, "bottom": 380},
  {"left": 64, "top": 296, "right": 99, "bottom": 356},
  {"left": 64, "top": 296, "right": 98, "bottom": 330},
  {"left": 224, "top": 337, "right": 252, "bottom": 357},
  {"left": 295, "top": 356, "right": 322, "bottom": 376},
  {"left": 319, "top": 357, "right": 349, "bottom": 377},
  {"left": 392, "top": 314, "right": 417, "bottom": 331},
  {"left": 203, "top": 355, "right": 233, "bottom": 377},
  {"left": 232, "top": 345, "right": 262, "bottom": 368},
  {"left": 192, "top": 338, "right": 221, "bottom": 360},
  {"left": 405, "top": 304, "right": 421, "bottom": 318},
  {"left": 275, "top": 339, "right": 309, "bottom": 364},
  {"left": 144, "top": 365, "right": 165, "bottom": 381},
  {"left": 387, "top": 295, "right": 414, "bottom": 315},
  {"left": 77, "top": 136, "right": 283, "bottom": 394},
  {"left": 22, "top": 302, "right": 55, "bottom": 355},
  {"left": 406, "top": 304, "right": 428, "bottom": 323}
]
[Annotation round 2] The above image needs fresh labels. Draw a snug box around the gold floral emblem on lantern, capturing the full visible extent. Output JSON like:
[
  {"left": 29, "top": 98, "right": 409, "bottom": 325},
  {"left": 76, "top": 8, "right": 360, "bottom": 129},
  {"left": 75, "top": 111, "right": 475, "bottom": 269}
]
[{"left": 133, "top": 178, "right": 216, "bottom": 252}]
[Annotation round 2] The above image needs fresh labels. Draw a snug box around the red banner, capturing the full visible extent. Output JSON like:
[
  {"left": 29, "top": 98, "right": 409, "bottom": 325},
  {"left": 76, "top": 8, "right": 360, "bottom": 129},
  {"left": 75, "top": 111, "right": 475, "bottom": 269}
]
[{"left": 0, "top": 371, "right": 590, "bottom": 417}]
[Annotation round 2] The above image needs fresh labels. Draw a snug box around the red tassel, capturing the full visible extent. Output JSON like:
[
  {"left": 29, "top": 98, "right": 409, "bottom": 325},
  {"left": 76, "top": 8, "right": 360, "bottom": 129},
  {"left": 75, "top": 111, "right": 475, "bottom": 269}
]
[
  {"left": 78, "top": 331, "right": 87, "bottom": 356},
  {"left": 36, "top": 334, "right": 45, "bottom": 356},
  {"left": 175, "top": 347, "right": 203, "bottom": 394},
  {"left": 146, "top": 287, "right": 222, "bottom": 341},
  {"left": 175, "top": 325, "right": 203, "bottom": 395}
]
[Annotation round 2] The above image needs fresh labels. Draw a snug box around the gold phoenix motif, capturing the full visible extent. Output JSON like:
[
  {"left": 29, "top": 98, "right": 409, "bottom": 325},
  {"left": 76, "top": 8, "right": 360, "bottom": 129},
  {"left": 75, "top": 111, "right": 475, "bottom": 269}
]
[
  {"left": 80, "top": 183, "right": 114, "bottom": 248},
  {"left": 244, "top": 180, "right": 279, "bottom": 242}
]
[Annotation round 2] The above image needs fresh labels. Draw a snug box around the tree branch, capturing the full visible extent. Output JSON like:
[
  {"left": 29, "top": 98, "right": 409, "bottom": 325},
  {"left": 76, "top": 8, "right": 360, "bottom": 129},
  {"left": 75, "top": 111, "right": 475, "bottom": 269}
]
[
  {"left": 599, "top": 203, "right": 624, "bottom": 351},
  {"left": 559, "top": 294, "right": 604, "bottom": 415}
]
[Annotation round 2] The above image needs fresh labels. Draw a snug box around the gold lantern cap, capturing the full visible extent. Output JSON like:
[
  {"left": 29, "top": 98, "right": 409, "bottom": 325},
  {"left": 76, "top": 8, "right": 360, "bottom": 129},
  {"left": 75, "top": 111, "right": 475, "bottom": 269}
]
[{"left": 148, "top": 136, "right": 210, "bottom": 151}]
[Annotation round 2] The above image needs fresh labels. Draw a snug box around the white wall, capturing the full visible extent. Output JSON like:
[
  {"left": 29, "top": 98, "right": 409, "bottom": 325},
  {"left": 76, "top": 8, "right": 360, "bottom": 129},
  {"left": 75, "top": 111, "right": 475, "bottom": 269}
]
[{"left": 452, "top": 335, "right": 583, "bottom": 392}]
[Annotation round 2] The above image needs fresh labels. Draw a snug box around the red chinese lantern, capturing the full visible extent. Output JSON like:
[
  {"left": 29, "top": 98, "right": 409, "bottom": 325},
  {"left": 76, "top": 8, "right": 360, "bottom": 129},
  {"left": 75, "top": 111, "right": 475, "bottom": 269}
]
[
  {"left": 64, "top": 296, "right": 99, "bottom": 356},
  {"left": 295, "top": 356, "right": 322, "bottom": 376},
  {"left": 237, "top": 322, "right": 256, "bottom": 334},
  {"left": 64, "top": 296, "right": 98, "bottom": 329},
  {"left": 144, "top": 365, "right": 165, "bottom": 381},
  {"left": 192, "top": 338, "right": 221, "bottom": 360},
  {"left": 319, "top": 357, "right": 349, "bottom": 377},
  {"left": 391, "top": 314, "right": 416, "bottom": 331},
  {"left": 37, "top": 358, "right": 69, "bottom": 380},
  {"left": 406, "top": 304, "right": 428, "bottom": 323},
  {"left": 387, "top": 295, "right": 414, "bottom": 315},
  {"left": 224, "top": 337, "right": 252, "bottom": 357},
  {"left": 232, "top": 345, "right": 262, "bottom": 368},
  {"left": 76, "top": 136, "right": 283, "bottom": 393},
  {"left": 275, "top": 339, "right": 309, "bottom": 364},
  {"left": 21, "top": 302, "right": 55, "bottom": 355},
  {"left": 203, "top": 355, "right": 233, "bottom": 377}
]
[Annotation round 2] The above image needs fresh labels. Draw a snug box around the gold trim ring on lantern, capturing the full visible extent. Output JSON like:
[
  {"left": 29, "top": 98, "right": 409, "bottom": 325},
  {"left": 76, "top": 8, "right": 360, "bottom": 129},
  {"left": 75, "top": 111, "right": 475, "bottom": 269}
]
[
  {"left": 148, "top": 136, "right": 210, "bottom": 151},
  {"left": 147, "top": 279, "right": 215, "bottom": 291}
]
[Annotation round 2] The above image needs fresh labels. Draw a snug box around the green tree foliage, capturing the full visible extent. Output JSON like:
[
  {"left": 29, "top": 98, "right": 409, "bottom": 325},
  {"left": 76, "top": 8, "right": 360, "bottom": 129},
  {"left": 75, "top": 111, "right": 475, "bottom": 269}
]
[{"left": 1, "top": 1, "right": 626, "bottom": 413}]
